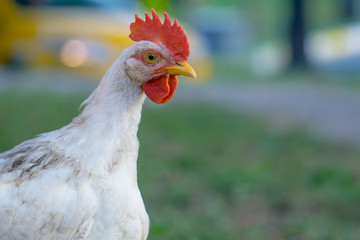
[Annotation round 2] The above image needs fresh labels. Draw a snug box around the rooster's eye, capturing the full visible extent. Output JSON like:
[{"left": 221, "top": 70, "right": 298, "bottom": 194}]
[{"left": 144, "top": 52, "right": 157, "bottom": 63}]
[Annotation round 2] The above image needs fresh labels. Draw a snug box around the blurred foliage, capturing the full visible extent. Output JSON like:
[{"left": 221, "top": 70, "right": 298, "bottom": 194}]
[
  {"left": 139, "top": 0, "right": 171, "bottom": 12},
  {"left": 0, "top": 92, "right": 360, "bottom": 239},
  {"left": 200, "top": 0, "right": 359, "bottom": 41}
]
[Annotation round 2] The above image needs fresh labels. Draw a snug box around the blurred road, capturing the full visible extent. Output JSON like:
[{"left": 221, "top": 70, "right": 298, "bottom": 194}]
[
  {"left": 175, "top": 82, "right": 360, "bottom": 146},
  {"left": 0, "top": 67, "right": 98, "bottom": 94},
  {"left": 1, "top": 67, "right": 360, "bottom": 146}
]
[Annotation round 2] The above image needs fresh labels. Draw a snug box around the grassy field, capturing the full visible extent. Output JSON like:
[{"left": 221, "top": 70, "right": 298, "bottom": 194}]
[{"left": 1, "top": 91, "right": 360, "bottom": 240}]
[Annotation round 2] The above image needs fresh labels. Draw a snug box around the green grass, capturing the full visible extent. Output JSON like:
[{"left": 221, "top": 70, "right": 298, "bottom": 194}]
[{"left": 1, "top": 91, "right": 360, "bottom": 240}]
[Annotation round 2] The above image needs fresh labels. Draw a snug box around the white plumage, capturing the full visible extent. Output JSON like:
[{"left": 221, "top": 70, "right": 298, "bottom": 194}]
[
  {"left": 0, "top": 35, "right": 195, "bottom": 240},
  {"left": 0, "top": 44, "right": 149, "bottom": 239},
  {"left": 0, "top": 9, "right": 195, "bottom": 239}
]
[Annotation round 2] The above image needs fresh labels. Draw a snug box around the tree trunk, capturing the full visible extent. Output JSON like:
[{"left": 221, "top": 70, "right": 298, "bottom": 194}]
[
  {"left": 342, "top": 0, "right": 355, "bottom": 21},
  {"left": 289, "top": 0, "right": 306, "bottom": 67}
]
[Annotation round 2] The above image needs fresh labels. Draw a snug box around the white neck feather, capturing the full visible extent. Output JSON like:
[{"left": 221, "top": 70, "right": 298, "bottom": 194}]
[{"left": 52, "top": 54, "right": 146, "bottom": 178}]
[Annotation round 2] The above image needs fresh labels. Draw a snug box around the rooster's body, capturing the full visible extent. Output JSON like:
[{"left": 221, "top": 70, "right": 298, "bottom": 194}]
[{"left": 0, "top": 10, "right": 195, "bottom": 240}]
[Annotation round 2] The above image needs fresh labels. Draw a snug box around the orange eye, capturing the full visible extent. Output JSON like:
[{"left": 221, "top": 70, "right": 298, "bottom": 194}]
[{"left": 144, "top": 52, "right": 157, "bottom": 63}]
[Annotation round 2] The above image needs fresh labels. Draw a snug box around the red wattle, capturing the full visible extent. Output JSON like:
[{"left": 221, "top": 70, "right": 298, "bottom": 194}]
[
  {"left": 142, "top": 75, "right": 178, "bottom": 104},
  {"left": 161, "top": 75, "right": 178, "bottom": 103}
]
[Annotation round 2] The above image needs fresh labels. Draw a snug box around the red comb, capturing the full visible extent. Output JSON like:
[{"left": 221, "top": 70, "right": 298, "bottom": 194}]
[{"left": 129, "top": 9, "right": 190, "bottom": 62}]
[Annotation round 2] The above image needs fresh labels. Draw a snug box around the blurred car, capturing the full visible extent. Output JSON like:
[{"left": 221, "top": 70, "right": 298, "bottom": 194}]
[
  {"left": 0, "top": 0, "right": 212, "bottom": 80},
  {"left": 305, "top": 22, "right": 360, "bottom": 74}
]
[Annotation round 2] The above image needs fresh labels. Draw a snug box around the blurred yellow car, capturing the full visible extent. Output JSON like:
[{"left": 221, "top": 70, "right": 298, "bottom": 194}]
[{"left": 0, "top": 0, "right": 212, "bottom": 80}]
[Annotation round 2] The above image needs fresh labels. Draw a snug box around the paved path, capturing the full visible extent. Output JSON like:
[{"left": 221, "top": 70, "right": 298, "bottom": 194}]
[
  {"left": 175, "top": 82, "right": 360, "bottom": 146},
  {"left": 1, "top": 68, "right": 360, "bottom": 146}
]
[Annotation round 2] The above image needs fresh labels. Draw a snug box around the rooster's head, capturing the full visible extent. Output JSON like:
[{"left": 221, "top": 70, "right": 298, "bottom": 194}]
[{"left": 125, "top": 9, "right": 196, "bottom": 104}]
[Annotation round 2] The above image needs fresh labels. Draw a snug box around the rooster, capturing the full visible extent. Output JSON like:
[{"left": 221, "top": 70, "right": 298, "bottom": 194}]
[{"left": 0, "top": 9, "right": 195, "bottom": 240}]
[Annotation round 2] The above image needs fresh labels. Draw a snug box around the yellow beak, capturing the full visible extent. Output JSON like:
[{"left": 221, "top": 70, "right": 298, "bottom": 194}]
[{"left": 159, "top": 61, "right": 197, "bottom": 78}]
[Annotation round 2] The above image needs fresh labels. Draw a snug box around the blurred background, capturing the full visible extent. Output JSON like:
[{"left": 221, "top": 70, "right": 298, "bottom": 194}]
[{"left": 1, "top": 0, "right": 360, "bottom": 239}]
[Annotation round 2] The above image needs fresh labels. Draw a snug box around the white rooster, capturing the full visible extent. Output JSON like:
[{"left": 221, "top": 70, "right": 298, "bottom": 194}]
[{"left": 0, "top": 9, "right": 196, "bottom": 240}]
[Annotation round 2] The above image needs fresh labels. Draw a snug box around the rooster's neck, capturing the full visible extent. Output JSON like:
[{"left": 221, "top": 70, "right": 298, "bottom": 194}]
[{"left": 59, "top": 57, "right": 146, "bottom": 177}]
